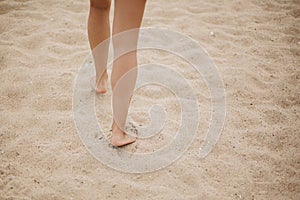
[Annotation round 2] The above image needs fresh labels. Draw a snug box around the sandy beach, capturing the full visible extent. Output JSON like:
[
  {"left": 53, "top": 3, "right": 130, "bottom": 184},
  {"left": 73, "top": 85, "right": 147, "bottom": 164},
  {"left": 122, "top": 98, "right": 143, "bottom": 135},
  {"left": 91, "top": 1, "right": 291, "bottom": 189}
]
[{"left": 1, "top": 0, "right": 299, "bottom": 199}]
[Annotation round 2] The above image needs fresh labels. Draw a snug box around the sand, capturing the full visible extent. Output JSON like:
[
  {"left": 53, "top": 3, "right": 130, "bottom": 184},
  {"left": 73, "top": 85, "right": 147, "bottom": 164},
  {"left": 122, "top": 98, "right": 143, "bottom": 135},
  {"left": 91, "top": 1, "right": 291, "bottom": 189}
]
[{"left": 0, "top": 0, "right": 299, "bottom": 199}]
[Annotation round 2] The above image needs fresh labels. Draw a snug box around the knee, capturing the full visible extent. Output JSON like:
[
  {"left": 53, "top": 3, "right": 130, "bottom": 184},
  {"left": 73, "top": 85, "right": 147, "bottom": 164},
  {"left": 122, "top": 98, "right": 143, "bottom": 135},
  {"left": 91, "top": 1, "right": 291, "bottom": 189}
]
[{"left": 90, "top": 0, "right": 111, "bottom": 10}]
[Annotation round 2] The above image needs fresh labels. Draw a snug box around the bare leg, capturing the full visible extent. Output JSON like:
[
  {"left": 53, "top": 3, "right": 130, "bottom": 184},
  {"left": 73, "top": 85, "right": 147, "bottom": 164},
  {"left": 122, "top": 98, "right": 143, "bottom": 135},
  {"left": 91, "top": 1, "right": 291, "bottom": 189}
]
[
  {"left": 111, "top": 0, "right": 146, "bottom": 147},
  {"left": 88, "top": 0, "right": 111, "bottom": 93}
]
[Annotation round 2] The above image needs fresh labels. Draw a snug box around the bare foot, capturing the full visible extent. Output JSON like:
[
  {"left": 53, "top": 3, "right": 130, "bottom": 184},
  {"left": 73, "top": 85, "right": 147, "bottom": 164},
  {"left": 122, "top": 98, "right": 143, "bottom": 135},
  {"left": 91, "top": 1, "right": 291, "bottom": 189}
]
[
  {"left": 91, "top": 71, "right": 108, "bottom": 94},
  {"left": 111, "top": 122, "right": 136, "bottom": 147}
]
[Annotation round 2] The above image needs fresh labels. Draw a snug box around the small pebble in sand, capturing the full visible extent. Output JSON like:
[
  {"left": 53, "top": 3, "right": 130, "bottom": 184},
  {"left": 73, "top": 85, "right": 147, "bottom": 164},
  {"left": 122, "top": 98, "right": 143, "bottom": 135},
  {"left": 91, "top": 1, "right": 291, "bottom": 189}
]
[{"left": 210, "top": 31, "right": 215, "bottom": 36}]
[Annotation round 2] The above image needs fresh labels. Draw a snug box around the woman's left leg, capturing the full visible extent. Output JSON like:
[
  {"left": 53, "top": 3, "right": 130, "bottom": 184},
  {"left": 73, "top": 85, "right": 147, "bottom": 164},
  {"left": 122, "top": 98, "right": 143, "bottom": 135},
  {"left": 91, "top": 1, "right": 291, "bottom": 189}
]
[{"left": 88, "top": 0, "right": 111, "bottom": 93}]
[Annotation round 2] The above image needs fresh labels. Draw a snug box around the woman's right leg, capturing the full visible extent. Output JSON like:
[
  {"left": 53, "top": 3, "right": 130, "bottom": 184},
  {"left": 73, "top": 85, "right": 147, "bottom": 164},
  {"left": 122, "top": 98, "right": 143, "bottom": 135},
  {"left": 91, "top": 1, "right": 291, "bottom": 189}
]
[
  {"left": 110, "top": 0, "right": 147, "bottom": 146},
  {"left": 88, "top": 0, "right": 111, "bottom": 93}
]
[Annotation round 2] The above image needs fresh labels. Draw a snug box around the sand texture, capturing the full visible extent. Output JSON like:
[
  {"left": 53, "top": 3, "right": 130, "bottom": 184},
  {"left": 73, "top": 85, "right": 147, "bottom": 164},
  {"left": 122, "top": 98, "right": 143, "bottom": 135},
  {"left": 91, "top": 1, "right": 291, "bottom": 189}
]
[{"left": 0, "top": 0, "right": 299, "bottom": 199}]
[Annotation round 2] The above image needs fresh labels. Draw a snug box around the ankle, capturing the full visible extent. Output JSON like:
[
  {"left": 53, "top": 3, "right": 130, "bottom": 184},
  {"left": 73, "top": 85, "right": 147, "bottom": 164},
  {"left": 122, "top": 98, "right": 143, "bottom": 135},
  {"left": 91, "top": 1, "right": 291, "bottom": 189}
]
[
  {"left": 112, "top": 122, "right": 125, "bottom": 133},
  {"left": 96, "top": 70, "right": 107, "bottom": 82}
]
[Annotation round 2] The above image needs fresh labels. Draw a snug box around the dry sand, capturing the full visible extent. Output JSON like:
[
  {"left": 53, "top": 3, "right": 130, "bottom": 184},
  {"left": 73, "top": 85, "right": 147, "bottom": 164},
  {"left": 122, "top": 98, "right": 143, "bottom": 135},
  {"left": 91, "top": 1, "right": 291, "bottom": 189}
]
[{"left": 1, "top": 0, "right": 299, "bottom": 199}]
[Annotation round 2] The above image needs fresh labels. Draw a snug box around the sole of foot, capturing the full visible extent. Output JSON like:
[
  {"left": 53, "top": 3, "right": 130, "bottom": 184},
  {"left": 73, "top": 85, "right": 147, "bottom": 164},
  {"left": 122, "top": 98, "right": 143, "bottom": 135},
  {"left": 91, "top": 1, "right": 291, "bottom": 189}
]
[{"left": 90, "top": 73, "right": 108, "bottom": 94}]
